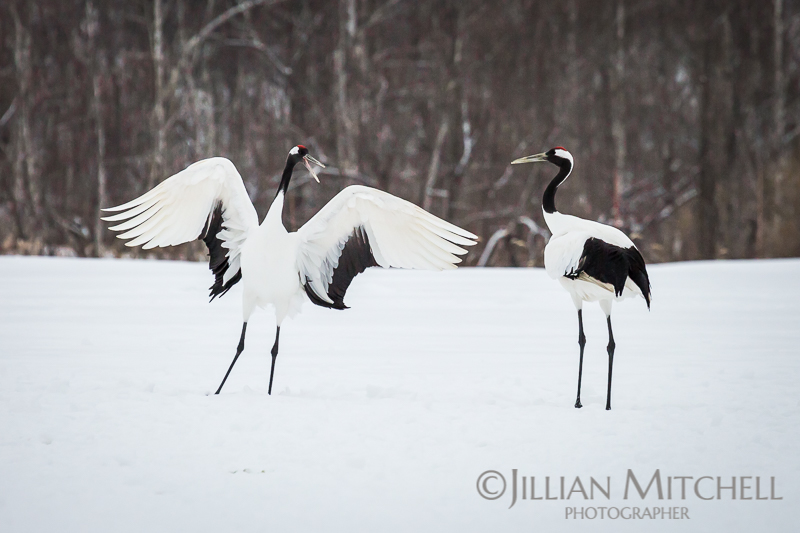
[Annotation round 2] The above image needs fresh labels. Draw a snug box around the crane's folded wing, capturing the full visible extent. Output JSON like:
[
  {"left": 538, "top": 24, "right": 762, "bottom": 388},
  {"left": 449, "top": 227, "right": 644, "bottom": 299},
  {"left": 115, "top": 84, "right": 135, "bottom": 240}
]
[{"left": 547, "top": 233, "right": 651, "bottom": 307}]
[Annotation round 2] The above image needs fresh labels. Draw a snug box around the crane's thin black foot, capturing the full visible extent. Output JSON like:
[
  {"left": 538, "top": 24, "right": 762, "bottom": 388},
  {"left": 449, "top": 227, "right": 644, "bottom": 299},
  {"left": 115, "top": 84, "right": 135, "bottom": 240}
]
[
  {"left": 267, "top": 326, "right": 280, "bottom": 395},
  {"left": 575, "top": 309, "right": 586, "bottom": 409},
  {"left": 215, "top": 322, "right": 248, "bottom": 395}
]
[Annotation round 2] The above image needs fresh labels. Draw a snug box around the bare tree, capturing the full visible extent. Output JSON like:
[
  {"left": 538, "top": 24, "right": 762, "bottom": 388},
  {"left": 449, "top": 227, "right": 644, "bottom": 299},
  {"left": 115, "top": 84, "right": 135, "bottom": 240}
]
[{"left": 1, "top": 0, "right": 798, "bottom": 263}]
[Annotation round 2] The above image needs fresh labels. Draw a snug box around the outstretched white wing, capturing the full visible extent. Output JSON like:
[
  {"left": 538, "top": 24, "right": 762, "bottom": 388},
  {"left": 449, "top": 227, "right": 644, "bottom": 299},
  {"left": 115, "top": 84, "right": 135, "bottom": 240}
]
[
  {"left": 102, "top": 157, "right": 259, "bottom": 299},
  {"left": 296, "top": 185, "right": 477, "bottom": 309}
]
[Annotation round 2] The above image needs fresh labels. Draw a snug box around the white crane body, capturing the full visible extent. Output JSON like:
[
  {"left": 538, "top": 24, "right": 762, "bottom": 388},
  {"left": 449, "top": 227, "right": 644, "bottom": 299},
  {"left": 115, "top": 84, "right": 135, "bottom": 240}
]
[{"left": 240, "top": 192, "right": 303, "bottom": 324}]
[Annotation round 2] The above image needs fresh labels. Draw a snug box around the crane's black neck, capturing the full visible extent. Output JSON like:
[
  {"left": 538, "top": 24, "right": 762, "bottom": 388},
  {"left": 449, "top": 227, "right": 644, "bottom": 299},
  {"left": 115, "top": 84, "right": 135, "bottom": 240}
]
[
  {"left": 276, "top": 157, "right": 299, "bottom": 198},
  {"left": 542, "top": 161, "right": 572, "bottom": 214}
]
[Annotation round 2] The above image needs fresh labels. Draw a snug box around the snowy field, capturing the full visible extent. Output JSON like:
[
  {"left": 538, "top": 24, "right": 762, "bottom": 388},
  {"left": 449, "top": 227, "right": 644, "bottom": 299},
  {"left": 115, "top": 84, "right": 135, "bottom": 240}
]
[{"left": 0, "top": 256, "right": 798, "bottom": 532}]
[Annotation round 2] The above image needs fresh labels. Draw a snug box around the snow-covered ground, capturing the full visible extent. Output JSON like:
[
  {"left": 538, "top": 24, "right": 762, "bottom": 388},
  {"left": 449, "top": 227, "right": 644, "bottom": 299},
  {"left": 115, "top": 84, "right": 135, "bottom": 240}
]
[{"left": 0, "top": 256, "right": 797, "bottom": 532}]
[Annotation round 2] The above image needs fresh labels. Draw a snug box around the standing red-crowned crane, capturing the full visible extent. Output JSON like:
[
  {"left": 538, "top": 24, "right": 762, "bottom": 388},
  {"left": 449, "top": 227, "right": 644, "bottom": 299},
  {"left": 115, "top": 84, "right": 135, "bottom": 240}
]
[
  {"left": 512, "top": 147, "right": 651, "bottom": 410},
  {"left": 103, "top": 145, "right": 477, "bottom": 395}
]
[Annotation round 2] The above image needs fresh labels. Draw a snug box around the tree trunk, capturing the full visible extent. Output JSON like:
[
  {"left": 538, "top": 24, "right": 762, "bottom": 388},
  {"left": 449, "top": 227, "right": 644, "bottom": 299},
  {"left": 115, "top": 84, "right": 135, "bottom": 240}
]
[
  {"left": 150, "top": 0, "right": 167, "bottom": 189},
  {"left": 422, "top": 118, "right": 449, "bottom": 211},
  {"left": 696, "top": 3, "right": 733, "bottom": 260},
  {"left": 771, "top": 0, "right": 786, "bottom": 243},
  {"left": 92, "top": 59, "right": 108, "bottom": 256},
  {"left": 610, "top": 0, "right": 626, "bottom": 227},
  {"left": 334, "top": 0, "right": 359, "bottom": 178},
  {"left": 10, "top": 4, "right": 42, "bottom": 242}
]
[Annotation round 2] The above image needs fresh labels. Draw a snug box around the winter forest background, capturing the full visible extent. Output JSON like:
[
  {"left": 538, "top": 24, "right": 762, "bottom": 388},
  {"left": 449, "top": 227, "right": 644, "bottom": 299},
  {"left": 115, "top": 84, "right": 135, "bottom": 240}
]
[{"left": 1, "top": 0, "right": 798, "bottom": 266}]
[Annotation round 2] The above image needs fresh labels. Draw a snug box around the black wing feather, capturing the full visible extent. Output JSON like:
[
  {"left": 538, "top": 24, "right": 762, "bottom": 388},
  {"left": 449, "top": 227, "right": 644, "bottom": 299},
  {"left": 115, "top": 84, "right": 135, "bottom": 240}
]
[
  {"left": 200, "top": 202, "right": 242, "bottom": 301},
  {"left": 303, "top": 226, "right": 379, "bottom": 310},
  {"left": 568, "top": 237, "right": 651, "bottom": 308}
]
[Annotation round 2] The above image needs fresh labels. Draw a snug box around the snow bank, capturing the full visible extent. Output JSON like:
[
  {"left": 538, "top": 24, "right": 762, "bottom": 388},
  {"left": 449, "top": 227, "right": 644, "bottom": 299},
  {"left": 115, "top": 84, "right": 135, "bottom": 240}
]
[{"left": 0, "top": 256, "right": 797, "bottom": 531}]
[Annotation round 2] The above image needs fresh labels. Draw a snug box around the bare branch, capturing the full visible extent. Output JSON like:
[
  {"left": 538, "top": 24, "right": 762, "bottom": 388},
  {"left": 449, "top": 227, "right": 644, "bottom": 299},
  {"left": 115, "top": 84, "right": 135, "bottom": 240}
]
[
  {"left": 183, "top": 0, "right": 283, "bottom": 58},
  {"left": 0, "top": 97, "right": 18, "bottom": 128}
]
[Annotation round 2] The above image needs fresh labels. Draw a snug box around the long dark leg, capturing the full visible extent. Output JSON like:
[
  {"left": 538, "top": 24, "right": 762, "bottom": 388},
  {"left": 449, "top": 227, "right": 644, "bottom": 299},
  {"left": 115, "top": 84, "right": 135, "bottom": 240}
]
[
  {"left": 268, "top": 326, "right": 281, "bottom": 395},
  {"left": 605, "top": 315, "right": 616, "bottom": 410},
  {"left": 215, "top": 322, "right": 248, "bottom": 395},
  {"left": 575, "top": 309, "right": 586, "bottom": 408}
]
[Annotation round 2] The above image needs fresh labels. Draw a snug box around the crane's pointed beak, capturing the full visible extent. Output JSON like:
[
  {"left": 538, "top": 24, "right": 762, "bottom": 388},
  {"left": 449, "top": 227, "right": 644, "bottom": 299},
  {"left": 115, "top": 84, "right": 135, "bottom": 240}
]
[
  {"left": 303, "top": 154, "right": 325, "bottom": 183},
  {"left": 511, "top": 152, "right": 548, "bottom": 165}
]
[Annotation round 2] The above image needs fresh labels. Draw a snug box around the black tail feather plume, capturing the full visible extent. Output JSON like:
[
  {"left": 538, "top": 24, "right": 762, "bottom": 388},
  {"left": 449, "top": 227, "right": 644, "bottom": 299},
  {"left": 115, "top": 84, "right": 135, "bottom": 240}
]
[
  {"left": 626, "top": 248, "right": 651, "bottom": 309},
  {"left": 574, "top": 237, "right": 651, "bottom": 308}
]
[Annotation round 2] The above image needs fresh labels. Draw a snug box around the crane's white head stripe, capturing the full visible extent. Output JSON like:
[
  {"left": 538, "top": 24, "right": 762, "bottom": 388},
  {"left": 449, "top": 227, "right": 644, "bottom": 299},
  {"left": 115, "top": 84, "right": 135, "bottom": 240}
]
[
  {"left": 289, "top": 146, "right": 300, "bottom": 155},
  {"left": 553, "top": 148, "right": 573, "bottom": 166}
]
